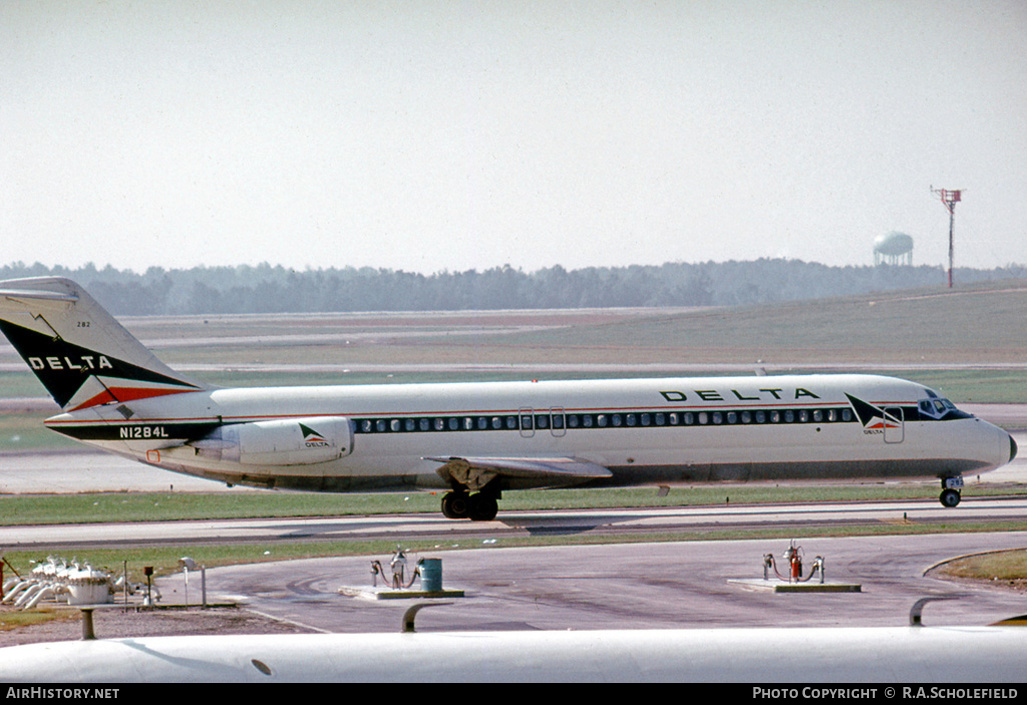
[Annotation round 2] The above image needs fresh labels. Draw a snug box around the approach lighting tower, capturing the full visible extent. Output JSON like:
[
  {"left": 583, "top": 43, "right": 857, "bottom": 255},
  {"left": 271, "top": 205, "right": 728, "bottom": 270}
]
[{"left": 931, "top": 187, "right": 962, "bottom": 288}]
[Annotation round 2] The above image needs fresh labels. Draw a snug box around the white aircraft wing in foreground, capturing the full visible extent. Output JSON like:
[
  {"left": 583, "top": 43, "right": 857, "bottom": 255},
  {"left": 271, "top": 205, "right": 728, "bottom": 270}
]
[{"left": 1, "top": 625, "right": 1025, "bottom": 682}]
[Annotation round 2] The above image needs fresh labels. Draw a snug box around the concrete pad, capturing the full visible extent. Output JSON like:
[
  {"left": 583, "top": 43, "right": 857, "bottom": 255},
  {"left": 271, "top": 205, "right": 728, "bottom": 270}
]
[
  {"left": 338, "top": 586, "right": 465, "bottom": 600},
  {"left": 728, "top": 578, "right": 862, "bottom": 593}
]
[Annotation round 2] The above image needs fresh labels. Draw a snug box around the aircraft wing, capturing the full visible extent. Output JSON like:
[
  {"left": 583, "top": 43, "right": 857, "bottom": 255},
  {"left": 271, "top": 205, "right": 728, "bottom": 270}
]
[{"left": 426, "top": 455, "right": 613, "bottom": 491}]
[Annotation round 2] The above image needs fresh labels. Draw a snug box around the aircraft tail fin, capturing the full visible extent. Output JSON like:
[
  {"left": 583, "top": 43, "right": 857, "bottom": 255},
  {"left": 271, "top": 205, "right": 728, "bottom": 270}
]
[{"left": 0, "top": 277, "right": 207, "bottom": 410}]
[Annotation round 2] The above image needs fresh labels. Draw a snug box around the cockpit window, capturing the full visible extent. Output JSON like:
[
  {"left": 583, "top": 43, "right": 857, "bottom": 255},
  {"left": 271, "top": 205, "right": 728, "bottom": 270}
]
[{"left": 918, "top": 395, "right": 969, "bottom": 420}]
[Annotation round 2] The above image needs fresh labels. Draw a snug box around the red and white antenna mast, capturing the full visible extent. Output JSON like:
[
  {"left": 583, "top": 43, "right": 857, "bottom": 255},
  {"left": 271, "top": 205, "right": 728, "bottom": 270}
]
[{"left": 931, "top": 186, "right": 962, "bottom": 288}]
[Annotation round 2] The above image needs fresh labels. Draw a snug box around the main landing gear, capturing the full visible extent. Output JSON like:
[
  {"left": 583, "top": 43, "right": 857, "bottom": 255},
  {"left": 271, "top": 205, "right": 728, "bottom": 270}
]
[
  {"left": 939, "top": 476, "right": 964, "bottom": 508},
  {"left": 441, "top": 485, "right": 501, "bottom": 521}
]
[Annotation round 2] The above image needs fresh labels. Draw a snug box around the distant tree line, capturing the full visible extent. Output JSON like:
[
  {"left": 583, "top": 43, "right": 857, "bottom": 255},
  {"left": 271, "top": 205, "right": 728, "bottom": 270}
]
[{"left": 2, "top": 260, "right": 1025, "bottom": 316}]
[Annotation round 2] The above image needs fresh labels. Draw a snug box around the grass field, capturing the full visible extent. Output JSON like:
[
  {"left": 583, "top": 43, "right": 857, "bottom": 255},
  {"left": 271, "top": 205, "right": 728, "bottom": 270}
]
[
  {"left": 8, "top": 482, "right": 1027, "bottom": 527},
  {"left": 504, "top": 281, "right": 1027, "bottom": 364},
  {"left": 935, "top": 549, "right": 1027, "bottom": 590}
]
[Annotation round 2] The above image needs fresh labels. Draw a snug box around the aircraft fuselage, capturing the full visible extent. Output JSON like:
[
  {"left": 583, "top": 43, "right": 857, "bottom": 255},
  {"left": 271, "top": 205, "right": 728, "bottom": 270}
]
[{"left": 43, "top": 373, "right": 1015, "bottom": 494}]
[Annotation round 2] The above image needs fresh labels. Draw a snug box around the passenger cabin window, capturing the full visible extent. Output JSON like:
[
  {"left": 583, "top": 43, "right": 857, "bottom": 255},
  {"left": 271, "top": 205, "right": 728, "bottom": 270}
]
[{"left": 352, "top": 404, "right": 863, "bottom": 435}]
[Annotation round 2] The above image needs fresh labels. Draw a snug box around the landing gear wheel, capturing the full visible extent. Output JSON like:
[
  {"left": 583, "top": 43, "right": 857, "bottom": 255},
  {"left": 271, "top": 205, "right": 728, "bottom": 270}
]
[
  {"left": 441, "top": 492, "right": 471, "bottom": 519},
  {"left": 441, "top": 482, "right": 501, "bottom": 521},
  {"left": 468, "top": 494, "right": 499, "bottom": 522},
  {"left": 940, "top": 488, "right": 961, "bottom": 508}
]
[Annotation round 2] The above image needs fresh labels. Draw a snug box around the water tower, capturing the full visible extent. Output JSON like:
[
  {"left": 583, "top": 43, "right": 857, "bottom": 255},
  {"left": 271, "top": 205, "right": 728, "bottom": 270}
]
[{"left": 873, "top": 231, "right": 914, "bottom": 265}]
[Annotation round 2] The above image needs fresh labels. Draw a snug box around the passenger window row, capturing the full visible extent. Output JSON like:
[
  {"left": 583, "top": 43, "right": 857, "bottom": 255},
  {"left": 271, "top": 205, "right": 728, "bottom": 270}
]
[{"left": 354, "top": 407, "right": 856, "bottom": 434}]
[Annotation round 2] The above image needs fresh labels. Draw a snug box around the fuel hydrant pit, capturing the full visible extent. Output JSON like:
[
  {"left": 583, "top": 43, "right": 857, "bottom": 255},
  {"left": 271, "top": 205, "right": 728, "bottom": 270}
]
[
  {"left": 339, "top": 549, "right": 465, "bottom": 600},
  {"left": 728, "top": 540, "right": 862, "bottom": 593},
  {"left": 339, "top": 585, "right": 466, "bottom": 601}
]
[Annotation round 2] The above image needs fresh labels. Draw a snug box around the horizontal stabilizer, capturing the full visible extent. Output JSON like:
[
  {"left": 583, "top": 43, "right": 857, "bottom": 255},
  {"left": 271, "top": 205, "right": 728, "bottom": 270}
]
[{"left": 0, "top": 286, "right": 80, "bottom": 303}]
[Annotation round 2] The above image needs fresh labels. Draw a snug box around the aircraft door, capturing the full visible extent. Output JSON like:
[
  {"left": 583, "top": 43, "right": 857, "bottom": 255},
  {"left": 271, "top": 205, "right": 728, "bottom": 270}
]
[{"left": 883, "top": 407, "right": 904, "bottom": 444}]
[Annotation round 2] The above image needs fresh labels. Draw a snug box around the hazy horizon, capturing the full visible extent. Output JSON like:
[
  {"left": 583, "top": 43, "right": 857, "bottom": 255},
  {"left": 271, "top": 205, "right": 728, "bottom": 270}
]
[{"left": 3, "top": 253, "right": 1026, "bottom": 279}]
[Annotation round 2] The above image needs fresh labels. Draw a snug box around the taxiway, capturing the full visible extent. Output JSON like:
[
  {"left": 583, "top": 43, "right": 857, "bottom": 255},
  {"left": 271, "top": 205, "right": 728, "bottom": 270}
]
[{"left": 154, "top": 532, "right": 1027, "bottom": 633}]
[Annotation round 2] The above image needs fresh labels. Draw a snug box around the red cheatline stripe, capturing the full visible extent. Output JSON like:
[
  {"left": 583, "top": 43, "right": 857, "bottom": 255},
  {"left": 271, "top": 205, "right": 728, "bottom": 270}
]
[{"left": 70, "top": 386, "right": 194, "bottom": 411}]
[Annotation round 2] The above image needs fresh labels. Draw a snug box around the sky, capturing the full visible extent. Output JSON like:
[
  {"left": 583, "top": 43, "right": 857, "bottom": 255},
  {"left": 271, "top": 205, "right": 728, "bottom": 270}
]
[{"left": 2, "top": 1, "right": 1026, "bottom": 276}]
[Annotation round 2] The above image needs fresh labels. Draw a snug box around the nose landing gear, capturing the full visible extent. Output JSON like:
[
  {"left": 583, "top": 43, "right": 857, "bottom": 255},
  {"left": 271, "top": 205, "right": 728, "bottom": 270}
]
[{"left": 939, "top": 476, "right": 963, "bottom": 507}]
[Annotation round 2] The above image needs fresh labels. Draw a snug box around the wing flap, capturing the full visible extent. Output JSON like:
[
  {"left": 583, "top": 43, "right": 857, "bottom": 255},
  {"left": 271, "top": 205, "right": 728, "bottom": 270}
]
[{"left": 427, "top": 456, "right": 612, "bottom": 491}]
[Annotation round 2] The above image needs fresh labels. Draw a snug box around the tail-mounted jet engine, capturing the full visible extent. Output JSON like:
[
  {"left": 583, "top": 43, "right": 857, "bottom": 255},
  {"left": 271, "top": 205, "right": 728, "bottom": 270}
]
[{"left": 189, "top": 416, "right": 353, "bottom": 466}]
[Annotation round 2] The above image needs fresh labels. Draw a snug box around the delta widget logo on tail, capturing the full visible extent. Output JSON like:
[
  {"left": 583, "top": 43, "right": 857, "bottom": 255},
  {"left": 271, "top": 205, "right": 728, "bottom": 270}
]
[{"left": 0, "top": 318, "right": 201, "bottom": 410}]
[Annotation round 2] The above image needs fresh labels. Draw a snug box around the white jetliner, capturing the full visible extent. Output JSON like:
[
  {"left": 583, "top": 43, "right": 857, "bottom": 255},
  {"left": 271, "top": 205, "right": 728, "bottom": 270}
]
[
  {"left": 1, "top": 625, "right": 1025, "bottom": 682},
  {"left": 0, "top": 277, "right": 1016, "bottom": 519}
]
